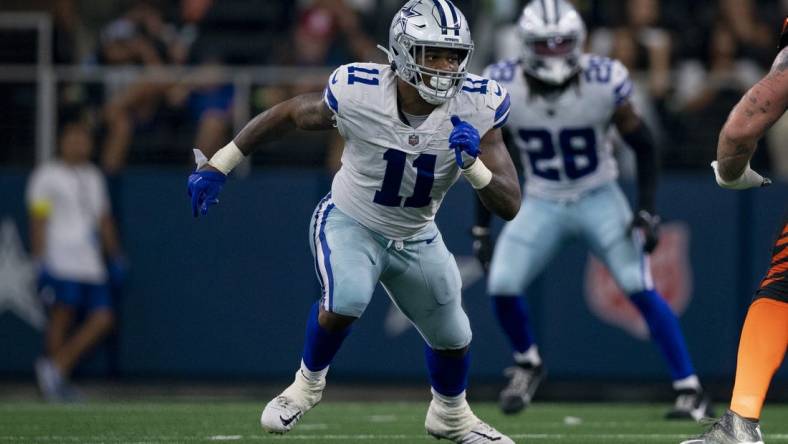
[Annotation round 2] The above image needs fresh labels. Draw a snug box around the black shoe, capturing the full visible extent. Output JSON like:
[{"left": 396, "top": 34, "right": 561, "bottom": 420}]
[
  {"left": 498, "top": 363, "right": 545, "bottom": 415},
  {"left": 666, "top": 388, "right": 714, "bottom": 421},
  {"left": 679, "top": 410, "right": 764, "bottom": 443}
]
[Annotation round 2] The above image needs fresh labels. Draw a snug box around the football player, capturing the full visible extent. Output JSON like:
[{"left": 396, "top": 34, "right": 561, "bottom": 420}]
[
  {"left": 473, "top": 0, "right": 711, "bottom": 420},
  {"left": 187, "top": 1, "right": 520, "bottom": 442},
  {"left": 680, "top": 19, "right": 785, "bottom": 444}
]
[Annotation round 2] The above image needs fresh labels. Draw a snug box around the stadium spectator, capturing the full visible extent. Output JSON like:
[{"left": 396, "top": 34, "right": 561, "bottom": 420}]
[
  {"left": 720, "top": 0, "right": 775, "bottom": 68},
  {"left": 98, "top": 0, "right": 204, "bottom": 172},
  {"left": 166, "top": 52, "right": 234, "bottom": 155},
  {"left": 615, "top": 0, "right": 671, "bottom": 100},
  {"left": 670, "top": 21, "right": 763, "bottom": 168},
  {"left": 28, "top": 118, "right": 126, "bottom": 402}
]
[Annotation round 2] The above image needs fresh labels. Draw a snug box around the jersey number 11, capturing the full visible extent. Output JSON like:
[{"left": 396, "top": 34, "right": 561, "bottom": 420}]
[{"left": 374, "top": 149, "right": 436, "bottom": 208}]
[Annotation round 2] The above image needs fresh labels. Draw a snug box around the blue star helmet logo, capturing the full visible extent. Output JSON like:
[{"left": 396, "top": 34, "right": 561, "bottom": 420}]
[{"left": 397, "top": 3, "right": 422, "bottom": 33}]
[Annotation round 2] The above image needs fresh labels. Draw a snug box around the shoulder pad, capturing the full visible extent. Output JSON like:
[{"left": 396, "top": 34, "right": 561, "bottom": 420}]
[
  {"left": 323, "top": 63, "right": 385, "bottom": 116},
  {"left": 581, "top": 55, "right": 633, "bottom": 107},
  {"left": 456, "top": 74, "right": 511, "bottom": 132},
  {"left": 483, "top": 59, "right": 519, "bottom": 84}
]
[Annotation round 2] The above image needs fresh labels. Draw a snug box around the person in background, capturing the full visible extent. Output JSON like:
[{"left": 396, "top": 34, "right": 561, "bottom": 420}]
[
  {"left": 476, "top": 0, "right": 711, "bottom": 420},
  {"left": 27, "top": 118, "right": 126, "bottom": 402}
]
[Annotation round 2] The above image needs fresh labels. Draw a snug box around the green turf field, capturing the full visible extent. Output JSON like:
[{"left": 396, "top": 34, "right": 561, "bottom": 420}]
[{"left": 1, "top": 402, "right": 787, "bottom": 443}]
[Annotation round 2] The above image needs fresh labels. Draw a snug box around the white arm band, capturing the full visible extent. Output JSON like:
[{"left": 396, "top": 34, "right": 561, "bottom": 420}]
[
  {"left": 208, "top": 141, "right": 246, "bottom": 175},
  {"left": 461, "top": 158, "right": 493, "bottom": 189}
]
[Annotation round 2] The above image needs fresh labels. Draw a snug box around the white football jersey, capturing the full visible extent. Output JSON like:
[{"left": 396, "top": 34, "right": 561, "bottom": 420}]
[
  {"left": 324, "top": 62, "right": 510, "bottom": 240},
  {"left": 26, "top": 161, "right": 109, "bottom": 283},
  {"left": 484, "top": 54, "right": 633, "bottom": 201}
]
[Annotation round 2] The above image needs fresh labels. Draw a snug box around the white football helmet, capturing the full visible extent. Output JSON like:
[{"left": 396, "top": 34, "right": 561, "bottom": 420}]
[
  {"left": 519, "top": 0, "right": 586, "bottom": 85},
  {"left": 381, "top": 0, "right": 474, "bottom": 105}
]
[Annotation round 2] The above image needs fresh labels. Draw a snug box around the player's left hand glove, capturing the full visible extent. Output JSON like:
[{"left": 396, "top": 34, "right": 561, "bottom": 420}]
[
  {"left": 631, "top": 209, "right": 660, "bottom": 254},
  {"left": 188, "top": 169, "right": 226, "bottom": 217},
  {"left": 711, "top": 161, "right": 771, "bottom": 190},
  {"left": 450, "top": 115, "right": 481, "bottom": 169}
]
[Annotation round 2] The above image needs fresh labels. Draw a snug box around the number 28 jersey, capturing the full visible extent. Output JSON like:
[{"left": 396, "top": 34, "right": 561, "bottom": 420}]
[
  {"left": 324, "top": 63, "right": 510, "bottom": 240},
  {"left": 484, "top": 54, "right": 633, "bottom": 201}
]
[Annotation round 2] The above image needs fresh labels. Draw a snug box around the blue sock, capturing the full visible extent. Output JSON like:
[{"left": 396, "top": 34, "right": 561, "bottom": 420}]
[
  {"left": 492, "top": 295, "right": 535, "bottom": 353},
  {"left": 630, "top": 289, "right": 695, "bottom": 380},
  {"left": 424, "top": 345, "right": 470, "bottom": 397},
  {"left": 301, "top": 302, "right": 351, "bottom": 372}
]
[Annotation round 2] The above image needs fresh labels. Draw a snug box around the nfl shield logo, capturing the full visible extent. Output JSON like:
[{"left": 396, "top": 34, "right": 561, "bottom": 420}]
[{"left": 408, "top": 134, "right": 419, "bottom": 146}]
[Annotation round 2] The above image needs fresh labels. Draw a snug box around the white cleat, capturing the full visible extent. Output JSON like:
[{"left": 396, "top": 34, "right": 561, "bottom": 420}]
[
  {"left": 260, "top": 369, "right": 325, "bottom": 434},
  {"left": 425, "top": 396, "right": 515, "bottom": 443}
]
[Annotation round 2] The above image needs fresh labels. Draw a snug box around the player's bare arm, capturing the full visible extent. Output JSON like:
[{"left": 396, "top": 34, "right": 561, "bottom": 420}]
[
  {"left": 475, "top": 128, "right": 521, "bottom": 221},
  {"left": 187, "top": 92, "right": 334, "bottom": 216},
  {"left": 198, "top": 92, "right": 334, "bottom": 169},
  {"left": 714, "top": 46, "right": 788, "bottom": 185},
  {"left": 233, "top": 92, "right": 335, "bottom": 155}
]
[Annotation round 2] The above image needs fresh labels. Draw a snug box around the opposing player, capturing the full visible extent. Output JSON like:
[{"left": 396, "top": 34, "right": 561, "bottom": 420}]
[
  {"left": 187, "top": 1, "right": 520, "bottom": 442},
  {"left": 473, "top": 0, "right": 711, "bottom": 419},
  {"left": 680, "top": 20, "right": 785, "bottom": 444}
]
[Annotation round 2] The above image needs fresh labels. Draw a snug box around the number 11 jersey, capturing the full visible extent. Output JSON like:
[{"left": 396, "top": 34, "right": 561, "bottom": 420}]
[{"left": 324, "top": 62, "right": 510, "bottom": 240}]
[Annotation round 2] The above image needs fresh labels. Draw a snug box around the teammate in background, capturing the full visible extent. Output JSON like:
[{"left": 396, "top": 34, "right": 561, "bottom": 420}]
[
  {"left": 680, "top": 20, "right": 785, "bottom": 444},
  {"left": 187, "top": 1, "right": 520, "bottom": 442},
  {"left": 473, "top": 0, "right": 711, "bottom": 420},
  {"left": 27, "top": 120, "right": 125, "bottom": 402}
]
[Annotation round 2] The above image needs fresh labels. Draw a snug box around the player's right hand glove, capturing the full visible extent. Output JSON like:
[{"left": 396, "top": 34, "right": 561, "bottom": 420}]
[
  {"left": 449, "top": 115, "right": 481, "bottom": 168},
  {"left": 188, "top": 169, "right": 226, "bottom": 218},
  {"left": 471, "top": 225, "right": 493, "bottom": 272},
  {"left": 631, "top": 210, "right": 660, "bottom": 254},
  {"left": 711, "top": 161, "right": 771, "bottom": 190}
]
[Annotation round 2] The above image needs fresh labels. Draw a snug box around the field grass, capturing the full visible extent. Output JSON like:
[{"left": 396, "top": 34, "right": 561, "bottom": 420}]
[{"left": 1, "top": 401, "right": 787, "bottom": 443}]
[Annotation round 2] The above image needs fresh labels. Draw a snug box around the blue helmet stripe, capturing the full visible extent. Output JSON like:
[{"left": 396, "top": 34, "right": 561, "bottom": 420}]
[
  {"left": 443, "top": 0, "right": 460, "bottom": 36},
  {"left": 432, "top": 0, "right": 448, "bottom": 34},
  {"left": 553, "top": 0, "right": 560, "bottom": 24}
]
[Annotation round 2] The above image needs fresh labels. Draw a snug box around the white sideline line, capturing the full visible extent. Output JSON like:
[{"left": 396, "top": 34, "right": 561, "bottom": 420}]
[{"left": 2, "top": 434, "right": 788, "bottom": 442}]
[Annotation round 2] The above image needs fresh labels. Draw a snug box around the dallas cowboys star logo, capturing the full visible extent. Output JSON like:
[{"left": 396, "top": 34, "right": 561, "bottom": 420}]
[
  {"left": 0, "top": 218, "right": 45, "bottom": 331},
  {"left": 396, "top": 2, "right": 422, "bottom": 33}
]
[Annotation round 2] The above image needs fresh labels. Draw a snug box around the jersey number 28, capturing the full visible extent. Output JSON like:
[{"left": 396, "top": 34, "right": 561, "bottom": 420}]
[{"left": 518, "top": 128, "right": 598, "bottom": 181}]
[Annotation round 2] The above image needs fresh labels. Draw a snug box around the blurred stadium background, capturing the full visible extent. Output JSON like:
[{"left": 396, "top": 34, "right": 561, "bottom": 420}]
[{"left": 0, "top": 0, "right": 787, "bottom": 442}]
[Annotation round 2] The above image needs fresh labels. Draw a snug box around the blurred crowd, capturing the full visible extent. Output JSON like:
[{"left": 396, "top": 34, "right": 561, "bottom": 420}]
[{"left": 1, "top": 0, "right": 788, "bottom": 176}]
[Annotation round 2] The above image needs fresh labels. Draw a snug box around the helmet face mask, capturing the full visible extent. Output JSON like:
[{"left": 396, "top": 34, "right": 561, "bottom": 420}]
[
  {"left": 519, "top": 0, "right": 586, "bottom": 85},
  {"left": 386, "top": 0, "right": 474, "bottom": 105}
]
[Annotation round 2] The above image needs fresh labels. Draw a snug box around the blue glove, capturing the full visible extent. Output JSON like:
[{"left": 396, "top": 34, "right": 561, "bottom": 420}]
[
  {"left": 187, "top": 170, "right": 226, "bottom": 217},
  {"left": 449, "top": 115, "right": 481, "bottom": 168}
]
